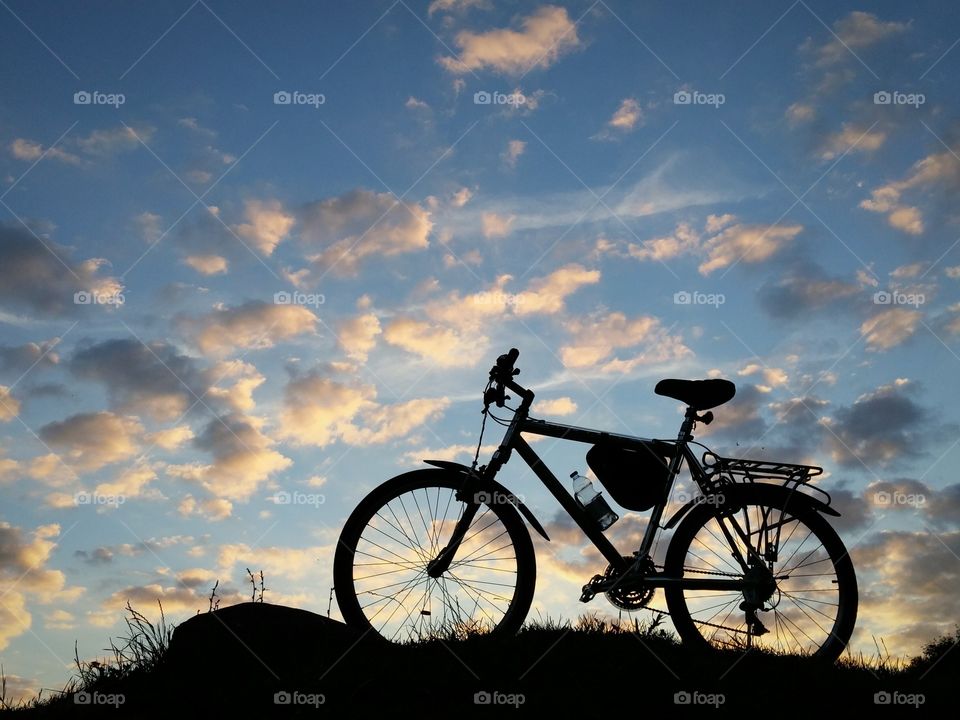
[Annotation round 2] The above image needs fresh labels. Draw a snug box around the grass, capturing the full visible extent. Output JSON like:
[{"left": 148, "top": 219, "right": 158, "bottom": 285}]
[{"left": 1, "top": 605, "right": 956, "bottom": 714}]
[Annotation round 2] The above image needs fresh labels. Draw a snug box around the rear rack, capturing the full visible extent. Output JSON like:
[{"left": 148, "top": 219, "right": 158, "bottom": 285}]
[{"left": 701, "top": 451, "right": 832, "bottom": 507}]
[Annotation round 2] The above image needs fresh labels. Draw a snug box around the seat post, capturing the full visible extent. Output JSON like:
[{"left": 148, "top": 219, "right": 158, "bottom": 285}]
[{"left": 677, "top": 407, "right": 697, "bottom": 442}]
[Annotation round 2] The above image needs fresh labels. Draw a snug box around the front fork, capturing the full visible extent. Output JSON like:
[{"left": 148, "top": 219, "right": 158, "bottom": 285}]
[{"left": 426, "top": 497, "right": 480, "bottom": 578}]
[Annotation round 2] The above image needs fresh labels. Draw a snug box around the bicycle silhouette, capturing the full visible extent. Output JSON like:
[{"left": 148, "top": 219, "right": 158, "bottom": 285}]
[{"left": 335, "top": 349, "right": 858, "bottom": 660}]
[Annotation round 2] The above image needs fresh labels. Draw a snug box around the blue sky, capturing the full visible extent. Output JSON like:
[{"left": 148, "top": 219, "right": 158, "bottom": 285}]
[{"left": 2, "top": 0, "right": 960, "bottom": 699}]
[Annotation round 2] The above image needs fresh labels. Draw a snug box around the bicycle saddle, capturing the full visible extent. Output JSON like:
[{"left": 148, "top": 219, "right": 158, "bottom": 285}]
[{"left": 654, "top": 378, "right": 736, "bottom": 410}]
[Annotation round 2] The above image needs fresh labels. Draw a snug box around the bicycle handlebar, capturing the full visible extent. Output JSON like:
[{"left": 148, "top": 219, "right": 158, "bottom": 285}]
[{"left": 484, "top": 348, "right": 534, "bottom": 409}]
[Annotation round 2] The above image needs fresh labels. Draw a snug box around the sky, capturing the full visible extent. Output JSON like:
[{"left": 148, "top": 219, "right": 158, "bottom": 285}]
[{"left": 1, "top": 0, "right": 960, "bottom": 700}]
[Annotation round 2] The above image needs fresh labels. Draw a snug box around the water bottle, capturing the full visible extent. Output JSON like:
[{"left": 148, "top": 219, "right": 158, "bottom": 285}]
[{"left": 571, "top": 470, "right": 618, "bottom": 530}]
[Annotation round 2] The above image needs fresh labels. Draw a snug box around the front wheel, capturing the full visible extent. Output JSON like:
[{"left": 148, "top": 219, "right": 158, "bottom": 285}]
[
  {"left": 664, "top": 486, "right": 857, "bottom": 661},
  {"left": 334, "top": 469, "right": 536, "bottom": 642}
]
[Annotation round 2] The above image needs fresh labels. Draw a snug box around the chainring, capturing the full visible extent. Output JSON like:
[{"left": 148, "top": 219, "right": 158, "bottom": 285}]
[{"left": 604, "top": 556, "right": 656, "bottom": 610}]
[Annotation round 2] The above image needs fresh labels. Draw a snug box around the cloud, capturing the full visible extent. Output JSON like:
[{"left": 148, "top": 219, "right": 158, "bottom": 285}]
[
  {"left": 860, "top": 152, "right": 959, "bottom": 235},
  {"left": 481, "top": 212, "right": 515, "bottom": 238},
  {"left": 135, "top": 211, "right": 162, "bottom": 243},
  {"left": 537, "top": 397, "right": 578, "bottom": 416},
  {"left": 232, "top": 199, "right": 294, "bottom": 256},
  {"left": 428, "top": 0, "right": 488, "bottom": 15},
  {"left": 188, "top": 413, "right": 291, "bottom": 502},
  {"left": 819, "top": 123, "right": 886, "bottom": 160},
  {"left": 75, "top": 125, "right": 152, "bottom": 155},
  {"left": 810, "top": 11, "right": 908, "bottom": 67},
  {"left": 279, "top": 369, "right": 449, "bottom": 447},
  {"left": 9, "top": 138, "right": 80, "bottom": 165},
  {"left": 38, "top": 411, "right": 143, "bottom": 472},
  {"left": 756, "top": 260, "right": 860, "bottom": 319},
  {"left": 438, "top": 5, "right": 581, "bottom": 75},
  {"left": 337, "top": 312, "right": 382, "bottom": 361},
  {"left": 0, "top": 522, "right": 81, "bottom": 649},
  {"left": 70, "top": 338, "right": 209, "bottom": 421},
  {"left": 0, "top": 223, "right": 124, "bottom": 318},
  {"left": 593, "top": 98, "right": 644, "bottom": 140},
  {"left": 824, "top": 380, "right": 931, "bottom": 467},
  {"left": 183, "top": 254, "right": 229, "bottom": 275},
  {"left": 450, "top": 187, "right": 474, "bottom": 208},
  {"left": 623, "top": 217, "right": 801, "bottom": 274},
  {"left": 293, "top": 189, "right": 433, "bottom": 279},
  {"left": 627, "top": 221, "right": 699, "bottom": 262},
  {"left": 785, "top": 102, "right": 815, "bottom": 125},
  {"left": 0, "top": 385, "right": 21, "bottom": 421},
  {"left": 0, "top": 338, "right": 60, "bottom": 376},
  {"left": 178, "top": 494, "right": 233, "bottom": 521},
  {"left": 738, "top": 363, "right": 789, "bottom": 391},
  {"left": 177, "top": 301, "right": 318, "bottom": 356},
  {"left": 405, "top": 96, "right": 430, "bottom": 110},
  {"left": 382, "top": 318, "right": 470, "bottom": 367},
  {"left": 860, "top": 308, "right": 920, "bottom": 351},
  {"left": 501, "top": 139, "right": 526, "bottom": 168},
  {"left": 559, "top": 311, "right": 690, "bottom": 373},
  {"left": 699, "top": 223, "right": 803, "bottom": 275}
]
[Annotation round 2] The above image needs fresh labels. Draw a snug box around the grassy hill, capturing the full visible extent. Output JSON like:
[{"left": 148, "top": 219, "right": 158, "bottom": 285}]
[{"left": 2, "top": 602, "right": 955, "bottom": 716}]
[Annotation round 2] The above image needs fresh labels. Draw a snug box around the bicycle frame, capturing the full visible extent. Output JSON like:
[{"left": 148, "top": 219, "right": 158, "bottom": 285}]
[{"left": 437, "top": 397, "right": 759, "bottom": 594}]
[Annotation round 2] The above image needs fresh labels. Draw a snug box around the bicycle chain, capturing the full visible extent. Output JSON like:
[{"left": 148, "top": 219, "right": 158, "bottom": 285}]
[{"left": 637, "top": 564, "right": 754, "bottom": 636}]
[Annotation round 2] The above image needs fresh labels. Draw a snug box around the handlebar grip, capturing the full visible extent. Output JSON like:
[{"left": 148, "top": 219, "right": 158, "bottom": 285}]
[{"left": 496, "top": 348, "right": 520, "bottom": 374}]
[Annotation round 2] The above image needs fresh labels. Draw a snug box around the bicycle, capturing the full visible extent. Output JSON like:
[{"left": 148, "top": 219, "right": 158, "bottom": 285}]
[{"left": 334, "top": 348, "right": 858, "bottom": 660}]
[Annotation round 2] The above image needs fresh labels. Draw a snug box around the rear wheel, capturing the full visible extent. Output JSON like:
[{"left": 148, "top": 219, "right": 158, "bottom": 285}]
[
  {"left": 664, "top": 486, "right": 857, "bottom": 661},
  {"left": 334, "top": 469, "right": 536, "bottom": 642}
]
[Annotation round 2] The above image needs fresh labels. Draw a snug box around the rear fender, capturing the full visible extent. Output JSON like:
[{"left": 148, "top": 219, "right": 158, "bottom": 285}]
[{"left": 664, "top": 481, "right": 840, "bottom": 530}]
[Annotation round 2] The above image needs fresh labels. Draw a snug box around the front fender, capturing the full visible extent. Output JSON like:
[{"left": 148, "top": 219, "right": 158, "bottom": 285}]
[
  {"left": 664, "top": 481, "right": 840, "bottom": 530},
  {"left": 424, "top": 459, "right": 550, "bottom": 541}
]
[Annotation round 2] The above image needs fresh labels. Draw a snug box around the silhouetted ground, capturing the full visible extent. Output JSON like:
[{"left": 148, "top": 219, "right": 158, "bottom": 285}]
[{"left": 3, "top": 603, "right": 955, "bottom": 716}]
